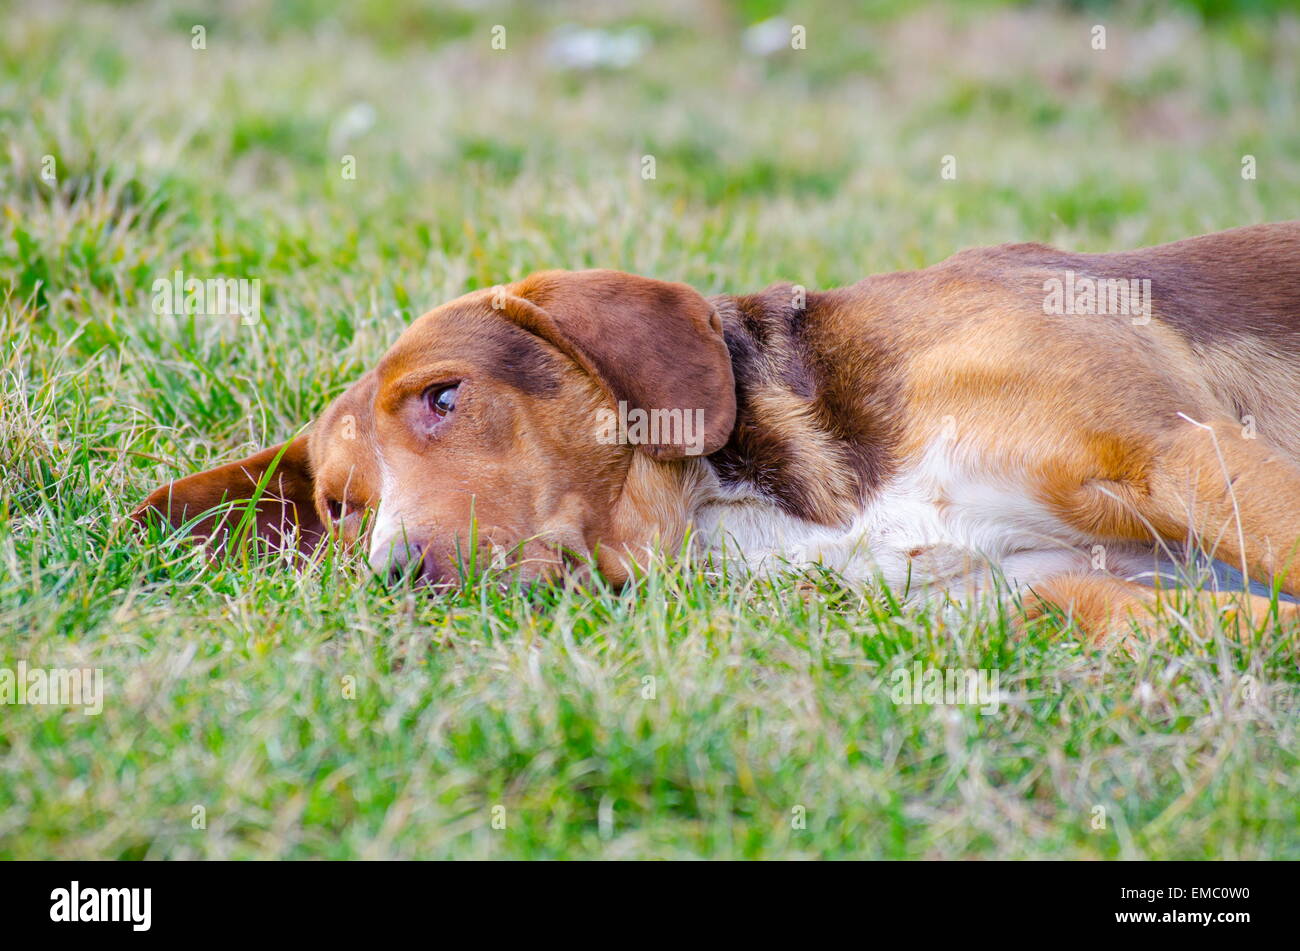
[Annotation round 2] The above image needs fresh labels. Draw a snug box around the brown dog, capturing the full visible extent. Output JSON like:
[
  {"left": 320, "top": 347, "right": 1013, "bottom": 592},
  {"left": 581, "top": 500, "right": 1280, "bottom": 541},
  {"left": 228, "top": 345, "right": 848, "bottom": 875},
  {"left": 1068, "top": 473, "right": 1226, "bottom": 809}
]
[{"left": 134, "top": 222, "right": 1300, "bottom": 641}]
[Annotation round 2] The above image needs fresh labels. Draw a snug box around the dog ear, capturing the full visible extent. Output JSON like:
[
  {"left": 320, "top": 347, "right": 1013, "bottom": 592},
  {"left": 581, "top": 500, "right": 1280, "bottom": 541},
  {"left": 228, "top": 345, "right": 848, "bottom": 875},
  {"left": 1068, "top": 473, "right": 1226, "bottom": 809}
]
[
  {"left": 501, "top": 269, "right": 736, "bottom": 459},
  {"left": 131, "top": 434, "right": 324, "bottom": 554}
]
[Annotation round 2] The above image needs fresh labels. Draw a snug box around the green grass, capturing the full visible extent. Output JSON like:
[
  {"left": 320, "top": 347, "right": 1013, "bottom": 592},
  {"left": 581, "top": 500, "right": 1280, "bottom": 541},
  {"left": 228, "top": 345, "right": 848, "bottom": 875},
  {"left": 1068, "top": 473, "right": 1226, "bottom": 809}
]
[{"left": 2, "top": 0, "right": 1299, "bottom": 859}]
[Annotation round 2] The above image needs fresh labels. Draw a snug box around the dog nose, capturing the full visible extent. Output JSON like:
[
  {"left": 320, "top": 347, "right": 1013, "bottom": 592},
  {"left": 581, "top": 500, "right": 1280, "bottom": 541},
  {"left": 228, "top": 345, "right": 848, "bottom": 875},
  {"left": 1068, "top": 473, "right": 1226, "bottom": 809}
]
[
  {"left": 420, "top": 545, "right": 462, "bottom": 587},
  {"left": 375, "top": 539, "right": 425, "bottom": 583},
  {"left": 374, "top": 538, "right": 462, "bottom": 587}
]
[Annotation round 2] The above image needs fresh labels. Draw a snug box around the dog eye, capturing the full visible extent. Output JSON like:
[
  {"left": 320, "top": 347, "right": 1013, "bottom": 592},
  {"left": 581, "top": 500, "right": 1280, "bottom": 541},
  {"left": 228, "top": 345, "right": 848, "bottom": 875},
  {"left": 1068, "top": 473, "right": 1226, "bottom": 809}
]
[
  {"left": 325, "top": 499, "right": 364, "bottom": 522},
  {"left": 425, "top": 383, "right": 459, "bottom": 418}
]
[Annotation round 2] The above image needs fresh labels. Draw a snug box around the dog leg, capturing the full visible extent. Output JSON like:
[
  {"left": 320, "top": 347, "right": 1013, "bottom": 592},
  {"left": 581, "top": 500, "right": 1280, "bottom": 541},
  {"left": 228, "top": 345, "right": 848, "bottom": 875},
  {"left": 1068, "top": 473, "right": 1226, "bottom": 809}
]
[
  {"left": 1021, "top": 572, "right": 1300, "bottom": 646},
  {"left": 1134, "top": 417, "right": 1300, "bottom": 597}
]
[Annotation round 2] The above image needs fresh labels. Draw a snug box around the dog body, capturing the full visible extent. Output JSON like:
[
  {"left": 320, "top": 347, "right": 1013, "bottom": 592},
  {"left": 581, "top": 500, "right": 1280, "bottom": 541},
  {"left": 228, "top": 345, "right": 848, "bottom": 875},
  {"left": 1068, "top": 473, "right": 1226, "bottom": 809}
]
[
  {"left": 689, "top": 222, "right": 1300, "bottom": 603},
  {"left": 136, "top": 222, "right": 1300, "bottom": 640}
]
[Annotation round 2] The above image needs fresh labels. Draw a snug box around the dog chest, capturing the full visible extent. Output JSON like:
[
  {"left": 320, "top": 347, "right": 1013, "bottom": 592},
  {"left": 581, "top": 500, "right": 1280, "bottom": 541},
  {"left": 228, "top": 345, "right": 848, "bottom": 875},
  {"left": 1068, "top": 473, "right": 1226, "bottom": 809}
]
[{"left": 694, "top": 443, "right": 1094, "bottom": 597}]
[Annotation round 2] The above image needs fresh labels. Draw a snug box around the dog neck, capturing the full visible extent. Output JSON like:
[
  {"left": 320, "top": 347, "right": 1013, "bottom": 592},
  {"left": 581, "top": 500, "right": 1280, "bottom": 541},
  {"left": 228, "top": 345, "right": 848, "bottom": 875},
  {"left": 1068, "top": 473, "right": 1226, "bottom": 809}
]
[
  {"left": 601, "top": 282, "right": 903, "bottom": 576},
  {"left": 702, "top": 285, "right": 900, "bottom": 527}
]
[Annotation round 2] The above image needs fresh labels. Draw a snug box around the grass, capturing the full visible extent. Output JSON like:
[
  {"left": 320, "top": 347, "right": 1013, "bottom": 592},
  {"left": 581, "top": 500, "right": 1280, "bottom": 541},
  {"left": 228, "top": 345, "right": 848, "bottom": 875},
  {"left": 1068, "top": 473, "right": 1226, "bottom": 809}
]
[{"left": 2, "top": 0, "right": 1299, "bottom": 859}]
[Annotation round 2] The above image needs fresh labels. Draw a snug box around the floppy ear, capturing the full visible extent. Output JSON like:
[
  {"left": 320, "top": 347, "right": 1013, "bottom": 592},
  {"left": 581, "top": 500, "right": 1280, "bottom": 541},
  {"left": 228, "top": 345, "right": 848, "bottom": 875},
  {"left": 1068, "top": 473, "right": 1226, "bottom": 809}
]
[
  {"left": 502, "top": 269, "right": 736, "bottom": 459},
  {"left": 131, "top": 434, "right": 324, "bottom": 554}
]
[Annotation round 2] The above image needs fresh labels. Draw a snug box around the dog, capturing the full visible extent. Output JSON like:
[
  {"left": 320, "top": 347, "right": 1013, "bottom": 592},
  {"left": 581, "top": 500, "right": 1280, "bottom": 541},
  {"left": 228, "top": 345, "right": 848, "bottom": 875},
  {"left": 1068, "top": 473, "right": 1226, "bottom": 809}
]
[{"left": 134, "top": 222, "right": 1300, "bottom": 642}]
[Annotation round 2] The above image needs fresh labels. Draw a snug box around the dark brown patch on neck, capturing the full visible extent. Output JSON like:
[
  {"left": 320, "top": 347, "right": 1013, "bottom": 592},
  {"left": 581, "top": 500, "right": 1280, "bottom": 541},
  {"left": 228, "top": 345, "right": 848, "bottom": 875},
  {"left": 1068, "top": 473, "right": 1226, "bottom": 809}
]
[{"left": 706, "top": 284, "right": 902, "bottom": 526}]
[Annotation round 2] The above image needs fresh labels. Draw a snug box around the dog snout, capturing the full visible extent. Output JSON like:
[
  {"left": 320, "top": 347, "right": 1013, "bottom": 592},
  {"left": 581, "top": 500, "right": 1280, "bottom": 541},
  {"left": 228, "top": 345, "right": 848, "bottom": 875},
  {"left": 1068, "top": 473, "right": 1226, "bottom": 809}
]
[
  {"left": 419, "top": 544, "right": 463, "bottom": 587},
  {"left": 373, "top": 538, "right": 423, "bottom": 582},
  {"left": 372, "top": 537, "right": 462, "bottom": 587}
]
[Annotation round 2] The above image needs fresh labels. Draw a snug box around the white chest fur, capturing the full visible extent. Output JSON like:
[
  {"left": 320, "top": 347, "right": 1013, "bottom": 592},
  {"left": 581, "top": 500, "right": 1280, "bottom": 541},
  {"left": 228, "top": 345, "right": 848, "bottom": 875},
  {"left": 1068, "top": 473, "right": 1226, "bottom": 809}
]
[{"left": 693, "top": 441, "right": 1098, "bottom": 600}]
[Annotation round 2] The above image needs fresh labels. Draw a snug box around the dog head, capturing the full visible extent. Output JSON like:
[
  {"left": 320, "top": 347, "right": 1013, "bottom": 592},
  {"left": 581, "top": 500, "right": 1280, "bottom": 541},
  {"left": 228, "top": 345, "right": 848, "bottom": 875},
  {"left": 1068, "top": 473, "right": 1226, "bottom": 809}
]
[{"left": 132, "top": 270, "right": 736, "bottom": 585}]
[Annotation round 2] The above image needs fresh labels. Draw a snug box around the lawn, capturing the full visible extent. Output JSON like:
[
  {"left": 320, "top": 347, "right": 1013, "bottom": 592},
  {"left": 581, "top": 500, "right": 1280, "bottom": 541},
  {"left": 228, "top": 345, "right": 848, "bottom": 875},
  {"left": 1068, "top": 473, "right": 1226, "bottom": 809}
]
[{"left": 2, "top": 0, "right": 1299, "bottom": 859}]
